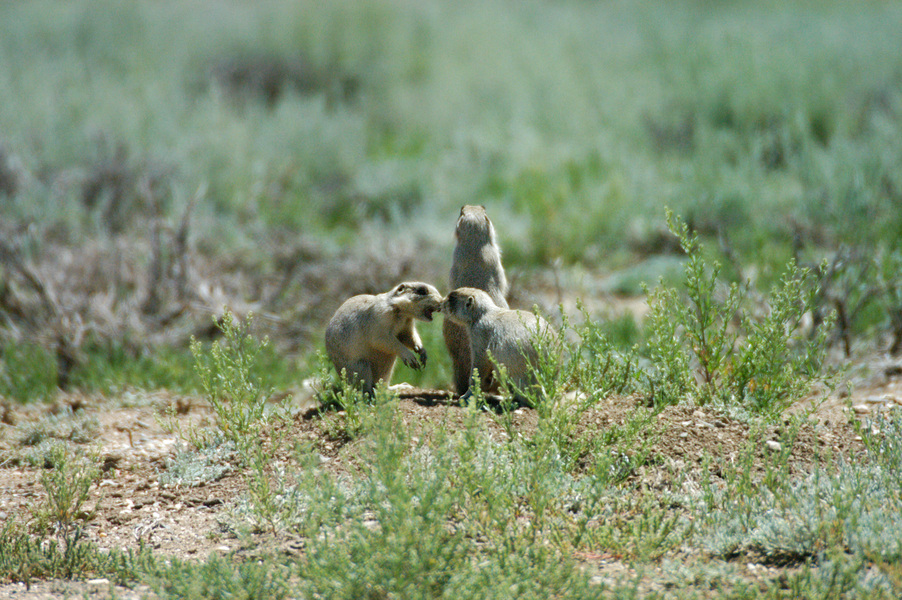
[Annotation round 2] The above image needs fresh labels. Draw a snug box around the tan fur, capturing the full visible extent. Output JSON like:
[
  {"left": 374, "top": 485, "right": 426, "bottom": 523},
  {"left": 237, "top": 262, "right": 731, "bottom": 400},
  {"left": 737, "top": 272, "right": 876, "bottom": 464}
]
[
  {"left": 326, "top": 282, "right": 442, "bottom": 394},
  {"left": 442, "top": 205, "right": 509, "bottom": 395},
  {"left": 441, "top": 287, "right": 552, "bottom": 403}
]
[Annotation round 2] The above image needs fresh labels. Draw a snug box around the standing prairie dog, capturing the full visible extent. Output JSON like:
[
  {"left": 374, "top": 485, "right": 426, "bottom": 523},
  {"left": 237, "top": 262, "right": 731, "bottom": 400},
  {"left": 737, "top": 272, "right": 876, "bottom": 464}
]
[
  {"left": 443, "top": 205, "right": 509, "bottom": 395},
  {"left": 326, "top": 282, "right": 442, "bottom": 394},
  {"left": 442, "top": 287, "right": 552, "bottom": 403}
]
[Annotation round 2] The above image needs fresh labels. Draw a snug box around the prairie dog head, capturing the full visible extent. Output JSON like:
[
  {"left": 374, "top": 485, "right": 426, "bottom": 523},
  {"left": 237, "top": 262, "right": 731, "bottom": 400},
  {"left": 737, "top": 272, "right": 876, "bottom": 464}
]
[
  {"left": 441, "top": 287, "right": 496, "bottom": 326},
  {"left": 388, "top": 282, "right": 442, "bottom": 321},
  {"left": 455, "top": 205, "right": 498, "bottom": 246}
]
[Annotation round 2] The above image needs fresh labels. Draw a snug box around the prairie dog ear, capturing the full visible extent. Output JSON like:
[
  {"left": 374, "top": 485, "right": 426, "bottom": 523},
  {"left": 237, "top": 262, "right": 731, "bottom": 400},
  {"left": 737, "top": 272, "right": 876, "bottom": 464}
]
[{"left": 465, "top": 295, "right": 474, "bottom": 309}]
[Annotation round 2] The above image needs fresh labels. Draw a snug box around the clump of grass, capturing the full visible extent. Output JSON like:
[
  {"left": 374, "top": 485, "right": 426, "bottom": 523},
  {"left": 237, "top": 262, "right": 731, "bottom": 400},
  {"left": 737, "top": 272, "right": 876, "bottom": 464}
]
[
  {"left": 34, "top": 443, "right": 101, "bottom": 538},
  {"left": 143, "top": 553, "right": 289, "bottom": 600},
  {"left": 313, "top": 350, "right": 379, "bottom": 440},
  {"left": 159, "top": 441, "right": 235, "bottom": 488},
  {"left": 188, "top": 311, "right": 273, "bottom": 455},
  {"left": 18, "top": 408, "right": 100, "bottom": 449},
  {"left": 642, "top": 210, "right": 834, "bottom": 415},
  {"left": 0, "top": 522, "right": 152, "bottom": 587},
  {"left": 696, "top": 410, "right": 902, "bottom": 583},
  {"left": 182, "top": 309, "right": 302, "bottom": 534}
]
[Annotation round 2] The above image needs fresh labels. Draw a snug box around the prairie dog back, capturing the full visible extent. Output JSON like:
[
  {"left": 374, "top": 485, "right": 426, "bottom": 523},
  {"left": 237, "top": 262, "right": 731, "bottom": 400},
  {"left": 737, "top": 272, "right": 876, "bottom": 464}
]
[
  {"left": 444, "top": 205, "right": 509, "bottom": 395},
  {"left": 449, "top": 205, "right": 509, "bottom": 307}
]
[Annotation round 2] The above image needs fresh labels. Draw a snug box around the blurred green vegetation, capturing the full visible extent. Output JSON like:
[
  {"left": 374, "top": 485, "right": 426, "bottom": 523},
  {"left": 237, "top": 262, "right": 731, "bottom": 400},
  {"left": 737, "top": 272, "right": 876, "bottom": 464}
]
[
  {"left": 1, "top": 0, "right": 902, "bottom": 397},
  {"left": 1, "top": 0, "right": 899, "bottom": 259}
]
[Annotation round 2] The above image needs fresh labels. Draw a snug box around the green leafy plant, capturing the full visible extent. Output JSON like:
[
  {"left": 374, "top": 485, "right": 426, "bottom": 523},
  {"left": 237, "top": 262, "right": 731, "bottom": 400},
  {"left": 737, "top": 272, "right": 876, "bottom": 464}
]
[
  {"left": 189, "top": 311, "right": 273, "bottom": 455},
  {"left": 571, "top": 303, "right": 638, "bottom": 400},
  {"left": 313, "top": 350, "right": 377, "bottom": 440},
  {"left": 642, "top": 210, "right": 834, "bottom": 414},
  {"left": 185, "top": 309, "right": 296, "bottom": 533},
  {"left": 35, "top": 444, "right": 101, "bottom": 538},
  {"left": 0, "top": 522, "right": 152, "bottom": 586},
  {"left": 144, "top": 553, "right": 289, "bottom": 600}
]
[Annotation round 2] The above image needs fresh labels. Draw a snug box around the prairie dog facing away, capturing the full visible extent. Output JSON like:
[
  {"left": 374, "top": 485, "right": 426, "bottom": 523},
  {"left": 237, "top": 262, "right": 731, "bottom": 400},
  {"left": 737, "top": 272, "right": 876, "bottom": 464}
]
[
  {"left": 441, "top": 287, "right": 553, "bottom": 403},
  {"left": 326, "top": 282, "right": 442, "bottom": 394},
  {"left": 443, "top": 205, "right": 509, "bottom": 395}
]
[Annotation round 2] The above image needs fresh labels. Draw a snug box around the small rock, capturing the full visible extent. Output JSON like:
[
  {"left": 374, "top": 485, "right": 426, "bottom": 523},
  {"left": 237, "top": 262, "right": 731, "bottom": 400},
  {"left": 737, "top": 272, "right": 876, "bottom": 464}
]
[
  {"left": 87, "top": 578, "right": 110, "bottom": 585},
  {"left": 765, "top": 440, "right": 782, "bottom": 452},
  {"left": 712, "top": 419, "right": 726, "bottom": 428},
  {"left": 852, "top": 404, "right": 871, "bottom": 415}
]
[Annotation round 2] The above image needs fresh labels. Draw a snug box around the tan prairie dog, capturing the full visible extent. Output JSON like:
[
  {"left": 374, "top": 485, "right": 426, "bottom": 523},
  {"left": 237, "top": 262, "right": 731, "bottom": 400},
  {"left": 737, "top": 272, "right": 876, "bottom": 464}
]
[
  {"left": 441, "top": 287, "right": 553, "bottom": 403},
  {"left": 326, "top": 282, "right": 442, "bottom": 394},
  {"left": 443, "top": 205, "right": 509, "bottom": 395}
]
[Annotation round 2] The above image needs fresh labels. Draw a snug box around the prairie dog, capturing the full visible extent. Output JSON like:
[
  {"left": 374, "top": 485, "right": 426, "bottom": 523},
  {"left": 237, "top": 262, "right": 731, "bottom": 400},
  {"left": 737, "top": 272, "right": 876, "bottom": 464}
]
[
  {"left": 443, "top": 205, "right": 509, "bottom": 395},
  {"left": 326, "top": 282, "right": 442, "bottom": 394},
  {"left": 441, "top": 287, "right": 552, "bottom": 403}
]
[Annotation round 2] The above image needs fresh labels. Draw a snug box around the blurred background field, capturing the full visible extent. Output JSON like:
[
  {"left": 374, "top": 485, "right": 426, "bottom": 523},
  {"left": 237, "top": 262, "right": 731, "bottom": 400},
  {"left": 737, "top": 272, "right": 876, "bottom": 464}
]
[{"left": 1, "top": 0, "right": 902, "bottom": 398}]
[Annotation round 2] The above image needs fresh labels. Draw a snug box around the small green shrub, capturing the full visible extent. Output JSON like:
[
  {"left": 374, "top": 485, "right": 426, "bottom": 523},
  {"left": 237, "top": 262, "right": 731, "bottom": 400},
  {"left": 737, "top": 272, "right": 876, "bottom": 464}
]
[
  {"left": 18, "top": 408, "right": 99, "bottom": 448},
  {"left": 159, "top": 442, "right": 235, "bottom": 488},
  {"left": 642, "top": 210, "right": 834, "bottom": 414},
  {"left": 314, "top": 350, "right": 382, "bottom": 439},
  {"left": 698, "top": 411, "right": 902, "bottom": 568},
  {"left": 145, "top": 553, "right": 289, "bottom": 600},
  {"left": 189, "top": 311, "right": 272, "bottom": 455},
  {"left": 0, "top": 522, "right": 152, "bottom": 586},
  {"left": 571, "top": 304, "right": 638, "bottom": 400},
  {"left": 185, "top": 309, "right": 297, "bottom": 533},
  {"left": 35, "top": 443, "right": 101, "bottom": 537}
]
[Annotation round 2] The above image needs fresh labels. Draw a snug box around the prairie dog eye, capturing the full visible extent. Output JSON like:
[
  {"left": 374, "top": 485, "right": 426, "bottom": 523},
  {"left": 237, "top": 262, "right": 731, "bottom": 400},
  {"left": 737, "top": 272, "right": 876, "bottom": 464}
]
[{"left": 415, "top": 285, "right": 428, "bottom": 295}]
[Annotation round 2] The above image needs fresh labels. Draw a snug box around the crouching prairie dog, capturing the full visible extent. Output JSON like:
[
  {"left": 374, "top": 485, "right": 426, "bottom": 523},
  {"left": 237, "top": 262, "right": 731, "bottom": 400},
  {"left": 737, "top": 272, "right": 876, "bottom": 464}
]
[
  {"left": 326, "top": 282, "right": 442, "bottom": 394},
  {"left": 442, "top": 287, "right": 553, "bottom": 403},
  {"left": 443, "top": 205, "right": 510, "bottom": 395}
]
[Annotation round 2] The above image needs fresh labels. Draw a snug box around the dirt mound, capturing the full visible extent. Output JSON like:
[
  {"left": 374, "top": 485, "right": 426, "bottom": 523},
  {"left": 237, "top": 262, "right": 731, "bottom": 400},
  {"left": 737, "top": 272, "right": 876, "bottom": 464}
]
[{"left": 0, "top": 387, "right": 867, "bottom": 577}]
